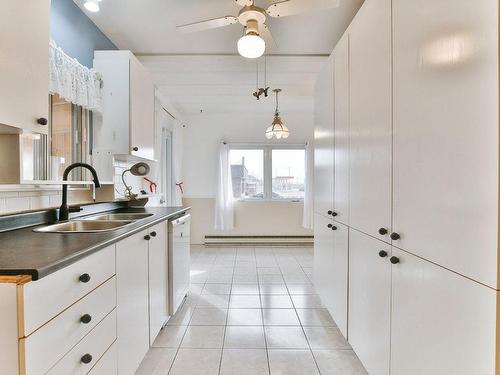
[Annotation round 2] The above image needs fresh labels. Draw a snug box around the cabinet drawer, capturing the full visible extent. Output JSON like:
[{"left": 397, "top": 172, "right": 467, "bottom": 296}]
[
  {"left": 22, "top": 277, "right": 116, "bottom": 375},
  {"left": 22, "top": 245, "right": 116, "bottom": 336},
  {"left": 47, "top": 309, "right": 117, "bottom": 375},
  {"left": 89, "top": 341, "right": 117, "bottom": 375}
]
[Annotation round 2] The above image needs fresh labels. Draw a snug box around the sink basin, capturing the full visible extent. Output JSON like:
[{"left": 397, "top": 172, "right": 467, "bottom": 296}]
[
  {"left": 82, "top": 213, "right": 154, "bottom": 221},
  {"left": 34, "top": 220, "right": 133, "bottom": 233}
]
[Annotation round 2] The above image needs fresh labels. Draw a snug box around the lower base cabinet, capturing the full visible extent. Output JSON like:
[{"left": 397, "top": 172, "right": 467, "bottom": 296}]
[
  {"left": 314, "top": 213, "right": 348, "bottom": 336},
  {"left": 348, "top": 230, "right": 391, "bottom": 375},
  {"left": 391, "top": 248, "right": 497, "bottom": 375},
  {"left": 116, "top": 230, "right": 150, "bottom": 375}
]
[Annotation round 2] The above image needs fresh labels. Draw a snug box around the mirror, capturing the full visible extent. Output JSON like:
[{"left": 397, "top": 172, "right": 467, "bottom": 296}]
[{"left": 0, "top": 94, "right": 92, "bottom": 184}]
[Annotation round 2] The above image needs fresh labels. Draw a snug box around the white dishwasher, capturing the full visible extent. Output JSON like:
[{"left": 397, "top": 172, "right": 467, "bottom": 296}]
[{"left": 168, "top": 213, "right": 191, "bottom": 315}]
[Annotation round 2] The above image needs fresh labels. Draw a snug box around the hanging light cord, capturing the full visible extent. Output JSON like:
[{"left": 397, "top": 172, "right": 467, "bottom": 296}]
[{"left": 275, "top": 89, "right": 279, "bottom": 115}]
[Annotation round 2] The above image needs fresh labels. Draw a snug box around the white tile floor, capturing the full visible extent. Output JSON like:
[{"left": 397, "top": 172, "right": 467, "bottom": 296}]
[{"left": 136, "top": 246, "right": 368, "bottom": 375}]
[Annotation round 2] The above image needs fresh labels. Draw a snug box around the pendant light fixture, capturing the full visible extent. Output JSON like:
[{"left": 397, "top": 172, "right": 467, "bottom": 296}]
[{"left": 266, "top": 89, "right": 290, "bottom": 140}]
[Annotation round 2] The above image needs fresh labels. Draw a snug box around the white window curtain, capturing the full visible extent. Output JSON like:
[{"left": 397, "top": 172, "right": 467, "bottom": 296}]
[
  {"left": 172, "top": 120, "right": 184, "bottom": 206},
  {"left": 49, "top": 39, "right": 103, "bottom": 112},
  {"left": 302, "top": 142, "right": 314, "bottom": 229},
  {"left": 215, "top": 142, "right": 234, "bottom": 231}
]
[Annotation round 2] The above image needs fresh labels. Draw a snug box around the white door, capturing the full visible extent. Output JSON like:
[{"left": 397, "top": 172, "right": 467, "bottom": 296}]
[
  {"left": 169, "top": 214, "right": 191, "bottom": 315},
  {"left": 390, "top": 248, "right": 497, "bottom": 375},
  {"left": 0, "top": 0, "right": 50, "bottom": 133},
  {"left": 116, "top": 230, "right": 149, "bottom": 375},
  {"left": 334, "top": 34, "right": 349, "bottom": 225},
  {"left": 130, "top": 55, "right": 155, "bottom": 160},
  {"left": 392, "top": 0, "right": 499, "bottom": 288},
  {"left": 331, "top": 221, "right": 349, "bottom": 337},
  {"left": 313, "top": 213, "right": 334, "bottom": 312},
  {"left": 314, "top": 54, "right": 335, "bottom": 218},
  {"left": 348, "top": 229, "right": 391, "bottom": 375},
  {"left": 148, "top": 223, "right": 168, "bottom": 345},
  {"left": 349, "top": 0, "right": 392, "bottom": 241}
]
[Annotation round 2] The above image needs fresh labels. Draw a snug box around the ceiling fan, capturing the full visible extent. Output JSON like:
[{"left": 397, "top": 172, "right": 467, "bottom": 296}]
[{"left": 176, "top": 0, "right": 340, "bottom": 58}]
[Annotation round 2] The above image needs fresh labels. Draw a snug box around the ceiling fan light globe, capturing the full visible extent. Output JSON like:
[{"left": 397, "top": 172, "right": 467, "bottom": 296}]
[
  {"left": 84, "top": 0, "right": 100, "bottom": 12},
  {"left": 238, "top": 35, "right": 266, "bottom": 59}
]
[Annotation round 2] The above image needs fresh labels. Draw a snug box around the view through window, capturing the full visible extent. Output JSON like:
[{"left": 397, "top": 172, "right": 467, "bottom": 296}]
[{"left": 229, "top": 146, "right": 305, "bottom": 200}]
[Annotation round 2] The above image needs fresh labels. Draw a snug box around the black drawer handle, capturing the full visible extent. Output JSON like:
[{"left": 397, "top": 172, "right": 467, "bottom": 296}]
[
  {"left": 390, "top": 232, "right": 400, "bottom": 240},
  {"left": 150, "top": 231, "right": 157, "bottom": 237},
  {"left": 378, "top": 228, "right": 388, "bottom": 235},
  {"left": 80, "top": 314, "right": 92, "bottom": 324},
  {"left": 378, "top": 250, "right": 388, "bottom": 258},
  {"left": 327, "top": 223, "right": 333, "bottom": 229},
  {"left": 390, "top": 256, "right": 400, "bottom": 264},
  {"left": 144, "top": 234, "right": 151, "bottom": 241},
  {"left": 81, "top": 353, "right": 93, "bottom": 364},
  {"left": 79, "top": 273, "right": 91, "bottom": 283},
  {"left": 327, "top": 210, "right": 333, "bottom": 215},
  {"left": 37, "top": 117, "right": 48, "bottom": 126},
  {"left": 331, "top": 212, "right": 338, "bottom": 217},
  {"left": 132, "top": 146, "right": 139, "bottom": 152}
]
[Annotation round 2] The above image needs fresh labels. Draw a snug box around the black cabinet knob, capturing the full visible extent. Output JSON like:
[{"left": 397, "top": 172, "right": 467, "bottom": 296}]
[
  {"left": 36, "top": 117, "right": 48, "bottom": 126},
  {"left": 378, "top": 250, "right": 388, "bottom": 258},
  {"left": 331, "top": 225, "right": 337, "bottom": 231},
  {"left": 332, "top": 212, "right": 338, "bottom": 217},
  {"left": 378, "top": 228, "right": 388, "bottom": 235},
  {"left": 132, "top": 146, "right": 139, "bottom": 152},
  {"left": 81, "top": 353, "right": 93, "bottom": 364},
  {"left": 79, "top": 273, "right": 91, "bottom": 283},
  {"left": 150, "top": 231, "right": 157, "bottom": 237},
  {"left": 80, "top": 314, "right": 92, "bottom": 324},
  {"left": 327, "top": 210, "right": 333, "bottom": 215},
  {"left": 144, "top": 235, "right": 151, "bottom": 241},
  {"left": 390, "top": 232, "right": 401, "bottom": 240},
  {"left": 390, "top": 256, "right": 400, "bottom": 264},
  {"left": 327, "top": 223, "right": 333, "bottom": 229}
]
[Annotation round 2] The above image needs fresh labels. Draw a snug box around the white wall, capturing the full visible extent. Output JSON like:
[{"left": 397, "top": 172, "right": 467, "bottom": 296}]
[{"left": 182, "top": 112, "right": 314, "bottom": 244}]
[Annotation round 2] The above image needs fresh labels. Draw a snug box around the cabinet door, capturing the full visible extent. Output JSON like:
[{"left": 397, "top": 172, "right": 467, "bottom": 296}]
[
  {"left": 314, "top": 54, "right": 335, "bottom": 218},
  {"left": 148, "top": 222, "right": 168, "bottom": 345},
  {"left": 116, "top": 231, "right": 149, "bottom": 375},
  {"left": 334, "top": 34, "right": 349, "bottom": 225},
  {"left": 348, "top": 229, "right": 391, "bottom": 375},
  {"left": 348, "top": 0, "right": 392, "bottom": 241},
  {"left": 392, "top": 0, "right": 498, "bottom": 288},
  {"left": 391, "top": 248, "right": 497, "bottom": 375},
  {"left": 313, "top": 214, "right": 348, "bottom": 336},
  {"left": 130, "top": 56, "right": 155, "bottom": 160},
  {"left": 0, "top": 0, "right": 50, "bottom": 133}
]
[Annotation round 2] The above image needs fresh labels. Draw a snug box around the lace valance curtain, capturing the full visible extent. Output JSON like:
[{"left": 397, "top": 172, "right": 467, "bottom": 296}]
[{"left": 49, "top": 40, "right": 103, "bottom": 112}]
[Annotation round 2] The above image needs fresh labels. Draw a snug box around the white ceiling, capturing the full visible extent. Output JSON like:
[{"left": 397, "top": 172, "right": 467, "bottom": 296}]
[{"left": 74, "top": 0, "right": 364, "bottom": 118}]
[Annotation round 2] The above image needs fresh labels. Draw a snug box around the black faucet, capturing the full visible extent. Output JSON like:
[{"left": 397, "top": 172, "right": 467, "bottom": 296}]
[{"left": 59, "top": 163, "right": 101, "bottom": 221}]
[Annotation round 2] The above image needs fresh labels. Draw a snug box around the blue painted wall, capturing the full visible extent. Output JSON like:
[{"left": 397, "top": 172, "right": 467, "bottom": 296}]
[{"left": 50, "top": 0, "right": 117, "bottom": 68}]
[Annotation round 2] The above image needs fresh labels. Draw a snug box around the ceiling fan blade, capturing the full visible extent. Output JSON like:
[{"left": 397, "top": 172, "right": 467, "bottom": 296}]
[
  {"left": 235, "top": 0, "right": 253, "bottom": 6},
  {"left": 267, "top": 0, "right": 340, "bottom": 18},
  {"left": 177, "top": 16, "right": 238, "bottom": 33},
  {"left": 261, "top": 24, "right": 278, "bottom": 50}
]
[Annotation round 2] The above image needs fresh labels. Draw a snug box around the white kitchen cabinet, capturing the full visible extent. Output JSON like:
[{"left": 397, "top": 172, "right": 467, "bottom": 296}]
[
  {"left": 333, "top": 34, "right": 349, "bottom": 225},
  {"left": 348, "top": 229, "right": 391, "bottom": 375},
  {"left": 390, "top": 248, "right": 497, "bottom": 375},
  {"left": 93, "top": 51, "right": 155, "bottom": 180},
  {"left": 147, "top": 222, "right": 169, "bottom": 345},
  {"left": 392, "top": 0, "right": 499, "bottom": 288},
  {"left": 313, "top": 213, "right": 348, "bottom": 336},
  {"left": 0, "top": 0, "right": 50, "bottom": 133},
  {"left": 349, "top": 0, "right": 392, "bottom": 241},
  {"left": 314, "top": 54, "right": 335, "bottom": 218},
  {"left": 116, "top": 230, "right": 150, "bottom": 375}
]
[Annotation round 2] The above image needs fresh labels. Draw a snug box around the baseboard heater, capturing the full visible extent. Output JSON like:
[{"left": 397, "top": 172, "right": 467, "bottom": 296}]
[{"left": 204, "top": 235, "right": 314, "bottom": 247}]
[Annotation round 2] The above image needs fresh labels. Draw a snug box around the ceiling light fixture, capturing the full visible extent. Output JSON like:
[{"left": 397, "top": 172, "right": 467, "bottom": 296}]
[
  {"left": 84, "top": 0, "right": 101, "bottom": 12},
  {"left": 238, "top": 19, "right": 266, "bottom": 59},
  {"left": 266, "top": 89, "right": 290, "bottom": 140}
]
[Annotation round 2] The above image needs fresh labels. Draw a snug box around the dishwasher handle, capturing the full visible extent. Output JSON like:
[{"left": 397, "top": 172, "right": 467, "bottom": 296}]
[{"left": 170, "top": 213, "right": 191, "bottom": 227}]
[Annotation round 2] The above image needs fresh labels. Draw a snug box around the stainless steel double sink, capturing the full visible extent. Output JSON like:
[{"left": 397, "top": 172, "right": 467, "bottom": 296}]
[{"left": 34, "top": 212, "right": 154, "bottom": 233}]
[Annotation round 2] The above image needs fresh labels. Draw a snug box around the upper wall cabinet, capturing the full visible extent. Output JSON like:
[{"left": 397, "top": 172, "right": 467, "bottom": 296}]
[
  {"left": 314, "top": 54, "right": 335, "bottom": 218},
  {"left": 333, "top": 35, "right": 350, "bottom": 225},
  {"left": 392, "top": 0, "right": 499, "bottom": 288},
  {"left": 93, "top": 51, "right": 155, "bottom": 178},
  {"left": 0, "top": 0, "right": 50, "bottom": 134},
  {"left": 349, "top": 0, "right": 392, "bottom": 242}
]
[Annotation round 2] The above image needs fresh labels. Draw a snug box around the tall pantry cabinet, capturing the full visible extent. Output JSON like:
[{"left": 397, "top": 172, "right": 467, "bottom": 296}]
[{"left": 313, "top": 0, "right": 499, "bottom": 374}]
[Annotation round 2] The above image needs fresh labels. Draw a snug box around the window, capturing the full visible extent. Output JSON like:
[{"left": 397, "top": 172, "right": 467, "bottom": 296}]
[{"left": 229, "top": 146, "right": 305, "bottom": 201}]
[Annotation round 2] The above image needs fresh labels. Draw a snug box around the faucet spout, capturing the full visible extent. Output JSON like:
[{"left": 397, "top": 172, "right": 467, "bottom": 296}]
[{"left": 59, "top": 163, "right": 101, "bottom": 221}]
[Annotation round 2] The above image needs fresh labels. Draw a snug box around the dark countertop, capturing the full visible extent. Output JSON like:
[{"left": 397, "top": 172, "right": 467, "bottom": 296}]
[{"left": 0, "top": 205, "right": 190, "bottom": 280}]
